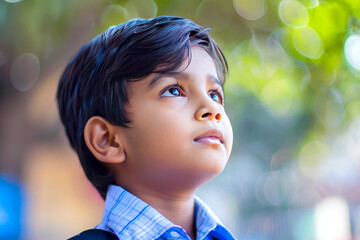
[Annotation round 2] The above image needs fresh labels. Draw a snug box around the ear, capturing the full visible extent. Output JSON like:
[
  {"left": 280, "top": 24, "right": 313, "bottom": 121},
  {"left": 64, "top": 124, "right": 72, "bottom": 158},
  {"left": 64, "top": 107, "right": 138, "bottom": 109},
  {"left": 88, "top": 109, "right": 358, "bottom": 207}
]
[{"left": 84, "top": 116, "right": 126, "bottom": 164}]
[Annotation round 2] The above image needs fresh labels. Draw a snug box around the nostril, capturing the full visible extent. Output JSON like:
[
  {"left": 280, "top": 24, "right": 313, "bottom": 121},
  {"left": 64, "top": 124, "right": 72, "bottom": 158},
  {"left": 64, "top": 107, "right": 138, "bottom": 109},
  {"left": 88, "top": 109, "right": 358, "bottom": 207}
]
[
  {"left": 201, "top": 112, "right": 221, "bottom": 121},
  {"left": 201, "top": 112, "right": 211, "bottom": 118},
  {"left": 215, "top": 113, "right": 221, "bottom": 121}
]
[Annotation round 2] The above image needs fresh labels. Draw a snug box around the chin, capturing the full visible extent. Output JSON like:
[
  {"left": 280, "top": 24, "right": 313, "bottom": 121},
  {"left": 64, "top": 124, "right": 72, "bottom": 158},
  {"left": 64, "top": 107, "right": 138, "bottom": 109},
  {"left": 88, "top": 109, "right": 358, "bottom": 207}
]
[
  {"left": 202, "top": 157, "right": 228, "bottom": 176},
  {"left": 213, "top": 162, "right": 227, "bottom": 175}
]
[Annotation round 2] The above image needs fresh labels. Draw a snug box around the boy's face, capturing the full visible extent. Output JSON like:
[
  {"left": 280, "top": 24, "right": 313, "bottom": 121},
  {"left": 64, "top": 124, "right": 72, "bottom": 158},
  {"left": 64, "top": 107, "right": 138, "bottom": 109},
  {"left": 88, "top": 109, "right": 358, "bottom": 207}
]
[{"left": 116, "top": 46, "right": 233, "bottom": 193}]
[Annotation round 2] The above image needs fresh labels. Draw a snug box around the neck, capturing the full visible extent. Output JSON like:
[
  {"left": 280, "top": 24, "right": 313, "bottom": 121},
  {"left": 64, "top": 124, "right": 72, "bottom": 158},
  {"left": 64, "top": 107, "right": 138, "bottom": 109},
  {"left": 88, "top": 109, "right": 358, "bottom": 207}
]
[{"left": 126, "top": 186, "right": 197, "bottom": 240}]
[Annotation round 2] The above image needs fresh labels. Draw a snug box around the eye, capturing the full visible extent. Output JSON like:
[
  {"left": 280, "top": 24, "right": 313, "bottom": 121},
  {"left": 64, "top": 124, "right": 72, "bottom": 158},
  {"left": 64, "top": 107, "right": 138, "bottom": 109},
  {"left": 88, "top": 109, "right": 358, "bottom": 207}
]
[
  {"left": 209, "top": 90, "right": 223, "bottom": 104},
  {"left": 160, "top": 86, "right": 185, "bottom": 97}
]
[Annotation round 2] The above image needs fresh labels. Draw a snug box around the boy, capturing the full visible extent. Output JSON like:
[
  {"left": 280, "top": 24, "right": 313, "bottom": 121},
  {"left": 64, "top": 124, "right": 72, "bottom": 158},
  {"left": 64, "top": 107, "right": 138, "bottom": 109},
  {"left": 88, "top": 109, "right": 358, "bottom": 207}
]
[{"left": 57, "top": 16, "right": 235, "bottom": 240}]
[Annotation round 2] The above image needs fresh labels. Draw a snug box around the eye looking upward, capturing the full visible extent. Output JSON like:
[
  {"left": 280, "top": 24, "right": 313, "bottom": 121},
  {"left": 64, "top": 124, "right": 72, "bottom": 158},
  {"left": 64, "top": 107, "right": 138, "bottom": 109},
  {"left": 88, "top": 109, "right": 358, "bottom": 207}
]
[
  {"left": 209, "top": 89, "right": 224, "bottom": 105},
  {"left": 160, "top": 85, "right": 185, "bottom": 97}
]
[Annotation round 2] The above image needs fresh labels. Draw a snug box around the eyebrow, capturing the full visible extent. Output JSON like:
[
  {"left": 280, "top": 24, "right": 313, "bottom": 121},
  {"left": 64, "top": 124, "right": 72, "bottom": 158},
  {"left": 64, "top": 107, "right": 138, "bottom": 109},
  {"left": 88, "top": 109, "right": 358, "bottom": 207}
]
[{"left": 149, "top": 72, "right": 223, "bottom": 89}]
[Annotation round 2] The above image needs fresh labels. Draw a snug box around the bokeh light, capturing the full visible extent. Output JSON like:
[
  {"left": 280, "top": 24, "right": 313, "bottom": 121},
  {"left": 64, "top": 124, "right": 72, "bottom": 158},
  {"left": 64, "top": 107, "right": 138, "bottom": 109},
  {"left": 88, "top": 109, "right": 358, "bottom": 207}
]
[
  {"left": 344, "top": 34, "right": 360, "bottom": 72},
  {"left": 2, "top": 0, "right": 22, "bottom": 3},
  {"left": 99, "top": 5, "right": 130, "bottom": 33},
  {"left": 233, "top": 0, "right": 267, "bottom": 20},
  {"left": 279, "top": 0, "right": 309, "bottom": 28},
  {"left": 10, "top": 53, "right": 40, "bottom": 92},
  {"left": 292, "top": 26, "right": 324, "bottom": 59},
  {"left": 124, "top": 0, "right": 157, "bottom": 19},
  {"left": 315, "top": 197, "right": 351, "bottom": 240}
]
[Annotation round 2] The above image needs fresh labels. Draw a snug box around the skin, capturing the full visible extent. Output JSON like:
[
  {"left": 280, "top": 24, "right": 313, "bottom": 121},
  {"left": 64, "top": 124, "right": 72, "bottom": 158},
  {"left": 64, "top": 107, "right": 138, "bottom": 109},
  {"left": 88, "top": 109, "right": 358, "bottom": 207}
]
[{"left": 84, "top": 46, "right": 233, "bottom": 239}]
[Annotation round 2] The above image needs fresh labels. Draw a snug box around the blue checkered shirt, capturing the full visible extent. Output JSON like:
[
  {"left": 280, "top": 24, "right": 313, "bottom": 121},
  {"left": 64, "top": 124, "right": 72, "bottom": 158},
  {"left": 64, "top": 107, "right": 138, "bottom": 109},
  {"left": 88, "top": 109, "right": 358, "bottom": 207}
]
[{"left": 95, "top": 185, "right": 236, "bottom": 240}]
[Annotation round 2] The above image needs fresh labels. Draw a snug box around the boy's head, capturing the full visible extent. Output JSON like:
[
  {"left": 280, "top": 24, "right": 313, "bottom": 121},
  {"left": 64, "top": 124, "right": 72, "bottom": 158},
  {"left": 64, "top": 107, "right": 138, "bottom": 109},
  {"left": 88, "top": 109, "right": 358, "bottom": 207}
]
[{"left": 57, "top": 16, "right": 232, "bottom": 199}]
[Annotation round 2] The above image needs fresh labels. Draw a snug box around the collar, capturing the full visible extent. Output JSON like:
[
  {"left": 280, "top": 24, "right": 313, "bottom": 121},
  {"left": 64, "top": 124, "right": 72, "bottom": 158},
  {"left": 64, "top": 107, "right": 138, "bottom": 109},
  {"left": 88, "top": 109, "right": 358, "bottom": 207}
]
[{"left": 96, "top": 185, "right": 236, "bottom": 240}]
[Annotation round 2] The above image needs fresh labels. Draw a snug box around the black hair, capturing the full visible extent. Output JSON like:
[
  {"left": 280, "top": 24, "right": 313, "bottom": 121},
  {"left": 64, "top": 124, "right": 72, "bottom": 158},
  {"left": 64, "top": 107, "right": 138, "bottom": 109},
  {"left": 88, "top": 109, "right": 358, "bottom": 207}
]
[{"left": 56, "top": 16, "right": 228, "bottom": 199}]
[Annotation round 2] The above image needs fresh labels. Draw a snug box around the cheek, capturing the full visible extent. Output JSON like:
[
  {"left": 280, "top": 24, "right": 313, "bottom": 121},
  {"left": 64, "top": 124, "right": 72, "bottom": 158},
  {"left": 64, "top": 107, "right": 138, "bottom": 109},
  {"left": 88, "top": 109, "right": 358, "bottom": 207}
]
[{"left": 130, "top": 105, "right": 190, "bottom": 149}]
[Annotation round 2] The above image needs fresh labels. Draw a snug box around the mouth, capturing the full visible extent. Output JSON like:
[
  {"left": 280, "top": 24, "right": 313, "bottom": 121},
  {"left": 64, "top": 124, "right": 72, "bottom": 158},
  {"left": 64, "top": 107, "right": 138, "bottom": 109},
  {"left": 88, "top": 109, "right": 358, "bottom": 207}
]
[{"left": 194, "top": 128, "right": 224, "bottom": 145}]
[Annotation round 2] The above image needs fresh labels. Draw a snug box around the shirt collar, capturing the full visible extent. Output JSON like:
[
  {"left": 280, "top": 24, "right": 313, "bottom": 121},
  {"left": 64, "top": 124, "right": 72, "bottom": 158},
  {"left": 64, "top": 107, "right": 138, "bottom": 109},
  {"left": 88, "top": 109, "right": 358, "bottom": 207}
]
[
  {"left": 194, "top": 197, "right": 236, "bottom": 240},
  {"left": 96, "top": 185, "right": 236, "bottom": 240}
]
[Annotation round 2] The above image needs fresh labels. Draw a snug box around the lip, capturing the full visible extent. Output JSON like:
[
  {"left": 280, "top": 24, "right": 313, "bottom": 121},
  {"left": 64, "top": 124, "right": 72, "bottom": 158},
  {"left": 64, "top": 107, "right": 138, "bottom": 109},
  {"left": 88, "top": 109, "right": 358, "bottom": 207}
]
[{"left": 194, "top": 128, "right": 224, "bottom": 144}]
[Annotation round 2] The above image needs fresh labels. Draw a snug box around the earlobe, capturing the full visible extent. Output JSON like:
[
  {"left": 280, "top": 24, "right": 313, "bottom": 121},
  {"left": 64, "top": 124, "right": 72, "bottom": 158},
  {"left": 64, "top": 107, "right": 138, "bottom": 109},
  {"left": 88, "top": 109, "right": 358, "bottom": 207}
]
[{"left": 84, "top": 116, "right": 126, "bottom": 164}]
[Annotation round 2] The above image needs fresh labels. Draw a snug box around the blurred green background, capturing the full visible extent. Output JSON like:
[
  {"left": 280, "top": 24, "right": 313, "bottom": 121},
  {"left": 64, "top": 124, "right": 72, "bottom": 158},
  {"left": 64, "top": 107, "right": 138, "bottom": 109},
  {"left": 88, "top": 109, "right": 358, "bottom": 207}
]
[{"left": 1, "top": 0, "right": 360, "bottom": 239}]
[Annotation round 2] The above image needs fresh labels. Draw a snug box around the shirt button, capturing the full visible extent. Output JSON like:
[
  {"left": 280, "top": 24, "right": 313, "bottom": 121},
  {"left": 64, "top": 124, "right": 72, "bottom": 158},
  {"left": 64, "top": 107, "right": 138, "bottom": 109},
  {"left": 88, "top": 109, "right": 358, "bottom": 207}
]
[{"left": 170, "top": 231, "right": 181, "bottom": 238}]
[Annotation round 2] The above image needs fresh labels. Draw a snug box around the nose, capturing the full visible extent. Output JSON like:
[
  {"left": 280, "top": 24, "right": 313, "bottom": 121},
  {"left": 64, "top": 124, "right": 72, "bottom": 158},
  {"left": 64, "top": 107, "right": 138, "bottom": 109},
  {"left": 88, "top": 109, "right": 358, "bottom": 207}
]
[{"left": 195, "top": 98, "right": 222, "bottom": 122}]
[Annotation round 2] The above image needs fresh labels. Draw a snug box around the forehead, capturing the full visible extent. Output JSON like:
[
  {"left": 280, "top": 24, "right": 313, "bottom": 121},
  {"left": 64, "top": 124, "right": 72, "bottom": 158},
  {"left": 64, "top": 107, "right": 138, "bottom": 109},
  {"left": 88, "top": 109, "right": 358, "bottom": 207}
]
[
  {"left": 187, "top": 46, "right": 220, "bottom": 80},
  {"left": 150, "top": 47, "right": 222, "bottom": 86},
  {"left": 127, "top": 47, "right": 223, "bottom": 97},
  {"left": 149, "top": 72, "right": 222, "bottom": 89}
]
